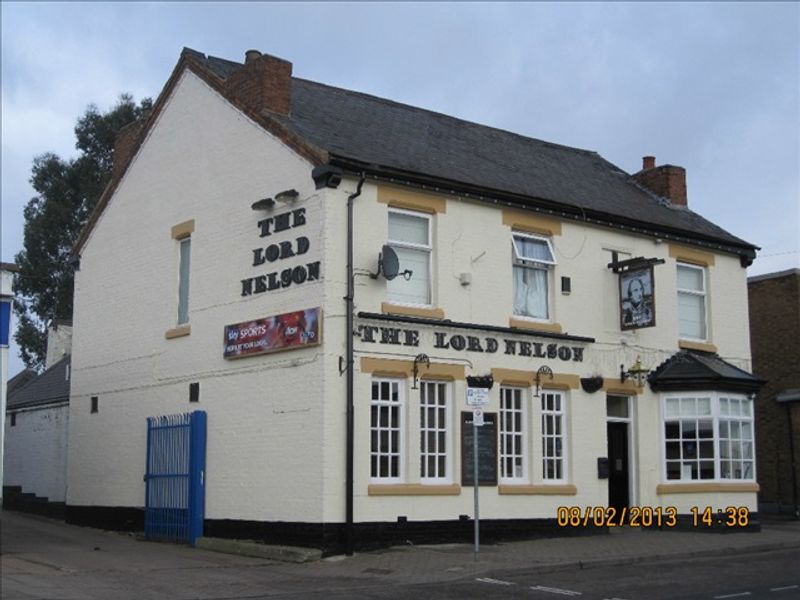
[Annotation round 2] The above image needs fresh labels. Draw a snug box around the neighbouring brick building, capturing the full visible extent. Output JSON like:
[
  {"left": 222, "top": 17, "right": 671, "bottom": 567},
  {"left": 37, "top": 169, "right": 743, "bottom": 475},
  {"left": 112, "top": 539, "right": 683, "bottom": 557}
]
[{"left": 748, "top": 269, "right": 800, "bottom": 517}]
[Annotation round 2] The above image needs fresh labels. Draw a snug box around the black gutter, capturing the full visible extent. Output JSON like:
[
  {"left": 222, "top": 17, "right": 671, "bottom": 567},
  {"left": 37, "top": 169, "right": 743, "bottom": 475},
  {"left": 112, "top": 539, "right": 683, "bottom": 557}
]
[
  {"left": 328, "top": 156, "right": 758, "bottom": 265},
  {"left": 647, "top": 379, "right": 765, "bottom": 394},
  {"left": 357, "top": 312, "right": 595, "bottom": 344},
  {"left": 786, "top": 403, "right": 799, "bottom": 519},
  {"left": 345, "top": 175, "right": 365, "bottom": 556}
]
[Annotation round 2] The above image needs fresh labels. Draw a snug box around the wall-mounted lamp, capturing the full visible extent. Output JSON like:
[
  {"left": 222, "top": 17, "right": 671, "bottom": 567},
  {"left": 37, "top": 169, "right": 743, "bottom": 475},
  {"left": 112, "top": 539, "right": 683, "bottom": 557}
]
[
  {"left": 275, "top": 189, "right": 299, "bottom": 203},
  {"left": 251, "top": 189, "right": 300, "bottom": 211},
  {"left": 251, "top": 197, "right": 275, "bottom": 210},
  {"left": 620, "top": 356, "right": 650, "bottom": 387}
]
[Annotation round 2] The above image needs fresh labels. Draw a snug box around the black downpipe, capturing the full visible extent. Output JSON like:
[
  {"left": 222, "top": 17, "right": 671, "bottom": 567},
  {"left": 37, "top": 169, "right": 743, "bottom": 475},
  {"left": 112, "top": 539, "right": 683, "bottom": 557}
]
[
  {"left": 345, "top": 175, "right": 365, "bottom": 555},
  {"left": 787, "top": 403, "right": 799, "bottom": 519}
]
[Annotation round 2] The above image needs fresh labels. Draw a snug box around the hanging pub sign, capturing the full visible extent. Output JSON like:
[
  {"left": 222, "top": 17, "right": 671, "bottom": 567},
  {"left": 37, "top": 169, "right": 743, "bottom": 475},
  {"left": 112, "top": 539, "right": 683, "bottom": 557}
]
[
  {"left": 619, "top": 266, "right": 656, "bottom": 330},
  {"left": 224, "top": 307, "right": 321, "bottom": 359}
]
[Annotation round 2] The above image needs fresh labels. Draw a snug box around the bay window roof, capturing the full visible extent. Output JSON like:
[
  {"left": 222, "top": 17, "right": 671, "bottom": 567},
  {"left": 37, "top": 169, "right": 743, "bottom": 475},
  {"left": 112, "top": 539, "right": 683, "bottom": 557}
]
[{"left": 649, "top": 350, "right": 765, "bottom": 394}]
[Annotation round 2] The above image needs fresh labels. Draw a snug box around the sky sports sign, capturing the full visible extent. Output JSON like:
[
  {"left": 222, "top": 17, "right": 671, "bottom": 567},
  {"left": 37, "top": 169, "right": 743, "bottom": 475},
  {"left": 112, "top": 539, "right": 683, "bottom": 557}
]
[{"left": 224, "top": 307, "right": 321, "bottom": 359}]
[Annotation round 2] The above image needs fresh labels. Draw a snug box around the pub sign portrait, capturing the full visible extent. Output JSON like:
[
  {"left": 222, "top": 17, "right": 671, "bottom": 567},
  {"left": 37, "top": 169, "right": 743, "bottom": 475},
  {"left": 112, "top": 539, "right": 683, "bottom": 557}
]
[{"left": 619, "top": 267, "right": 655, "bottom": 330}]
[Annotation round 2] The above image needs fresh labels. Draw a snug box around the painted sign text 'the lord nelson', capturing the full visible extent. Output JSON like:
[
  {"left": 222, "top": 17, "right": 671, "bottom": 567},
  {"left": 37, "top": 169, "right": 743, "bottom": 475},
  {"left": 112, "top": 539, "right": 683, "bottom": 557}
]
[
  {"left": 241, "top": 207, "right": 321, "bottom": 296},
  {"left": 356, "top": 325, "right": 584, "bottom": 362}
]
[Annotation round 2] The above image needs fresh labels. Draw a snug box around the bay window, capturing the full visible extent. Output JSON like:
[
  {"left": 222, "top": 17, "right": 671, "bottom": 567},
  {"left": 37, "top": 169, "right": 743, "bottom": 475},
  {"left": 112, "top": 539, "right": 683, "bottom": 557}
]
[{"left": 663, "top": 393, "right": 754, "bottom": 481}]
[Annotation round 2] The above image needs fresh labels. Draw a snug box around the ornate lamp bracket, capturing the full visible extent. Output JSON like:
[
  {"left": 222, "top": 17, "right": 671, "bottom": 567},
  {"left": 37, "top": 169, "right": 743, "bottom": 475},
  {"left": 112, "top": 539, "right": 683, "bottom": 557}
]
[
  {"left": 534, "top": 365, "right": 554, "bottom": 398},
  {"left": 412, "top": 353, "right": 430, "bottom": 390}
]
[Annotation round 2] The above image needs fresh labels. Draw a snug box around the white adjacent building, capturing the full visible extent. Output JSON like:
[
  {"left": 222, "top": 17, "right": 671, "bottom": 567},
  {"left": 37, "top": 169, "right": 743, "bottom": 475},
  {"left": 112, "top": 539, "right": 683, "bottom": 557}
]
[{"left": 65, "top": 48, "right": 763, "bottom": 551}]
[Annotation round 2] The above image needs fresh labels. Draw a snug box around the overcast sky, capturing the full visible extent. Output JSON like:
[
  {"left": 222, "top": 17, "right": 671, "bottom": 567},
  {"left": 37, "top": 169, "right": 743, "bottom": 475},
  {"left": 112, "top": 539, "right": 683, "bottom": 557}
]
[{"left": 2, "top": 2, "right": 798, "bottom": 376}]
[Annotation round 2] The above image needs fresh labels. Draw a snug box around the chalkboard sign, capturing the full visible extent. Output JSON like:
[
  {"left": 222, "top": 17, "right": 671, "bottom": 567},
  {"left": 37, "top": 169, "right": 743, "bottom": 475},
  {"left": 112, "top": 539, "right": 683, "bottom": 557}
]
[{"left": 461, "top": 411, "right": 498, "bottom": 486}]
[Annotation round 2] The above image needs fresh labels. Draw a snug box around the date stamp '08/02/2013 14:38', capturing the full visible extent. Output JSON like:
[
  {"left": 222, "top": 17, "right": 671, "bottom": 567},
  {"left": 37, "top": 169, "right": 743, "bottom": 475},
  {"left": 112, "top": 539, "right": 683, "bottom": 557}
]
[{"left": 556, "top": 506, "right": 751, "bottom": 528}]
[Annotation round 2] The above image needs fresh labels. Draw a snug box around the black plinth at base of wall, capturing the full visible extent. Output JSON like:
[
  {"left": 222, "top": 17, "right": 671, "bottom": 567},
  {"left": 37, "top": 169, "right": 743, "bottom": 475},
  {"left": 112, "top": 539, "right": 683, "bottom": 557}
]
[
  {"left": 3, "top": 486, "right": 65, "bottom": 520},
  {"left": 66, "top": 504, "right": 144, "bottom": 532},
  {"left": 62, "top": 505, "right": 602, "bottom": 555},
  {"left": 205, "top": 517, "right": 600, "bottom": 555},
  {"left": 54, "top": 505, "right": 763, "bottom": 553}
]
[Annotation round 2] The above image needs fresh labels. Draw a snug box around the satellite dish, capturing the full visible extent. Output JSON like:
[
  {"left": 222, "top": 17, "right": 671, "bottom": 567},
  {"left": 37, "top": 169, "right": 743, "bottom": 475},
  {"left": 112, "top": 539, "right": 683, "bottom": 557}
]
[
  {"left": 381, "top": 245, "right": 400, "bottom": 281},
  {"left": 369, "top": 245, "right": 412, "bottom": 281}
]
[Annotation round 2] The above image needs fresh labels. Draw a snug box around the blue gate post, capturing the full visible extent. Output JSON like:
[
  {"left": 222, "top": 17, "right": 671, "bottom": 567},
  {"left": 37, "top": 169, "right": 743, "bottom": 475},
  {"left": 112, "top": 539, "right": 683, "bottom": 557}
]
[{"left": 188, "top": 410, "right": 207, "bottom": 546}]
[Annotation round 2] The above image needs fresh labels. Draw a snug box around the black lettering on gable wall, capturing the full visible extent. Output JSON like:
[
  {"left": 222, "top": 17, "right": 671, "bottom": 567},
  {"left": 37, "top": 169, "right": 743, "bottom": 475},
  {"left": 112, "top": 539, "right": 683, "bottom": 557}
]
[
  {"left": 245, "top": 207, "right": 319, "bottom": 297},
  {"left": 240, "top": 262, "right": 322, "bottom": 297}
]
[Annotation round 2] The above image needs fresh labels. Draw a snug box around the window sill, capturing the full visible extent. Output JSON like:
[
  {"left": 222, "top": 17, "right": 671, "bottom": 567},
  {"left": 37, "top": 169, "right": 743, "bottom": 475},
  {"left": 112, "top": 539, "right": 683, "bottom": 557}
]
[
  {"left": 656, "top": 482, "right": 759, "bottom": 494},
  {"left": 499, "top": 484, "right": 577, "bottom": 495},
  {"left": 509, "top": 317, "right": 563, "bottom": 333},
  {"left": 368, "top": 483, "right": 461, "bottom": 496},
  {"left": 382, "top": 302, "right": 445, "bottom": 320},
  {"left": 678, "top": 340, "right": 718, "bottom": 353},
  {"left": 165, "top": 325, "right": 191, "bottom": 339}
]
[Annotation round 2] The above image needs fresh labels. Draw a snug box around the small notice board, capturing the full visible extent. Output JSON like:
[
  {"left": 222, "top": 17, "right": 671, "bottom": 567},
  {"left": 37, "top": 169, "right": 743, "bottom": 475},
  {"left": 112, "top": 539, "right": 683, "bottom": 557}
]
[{"left": 460, "top": 411, "right": 498, "bottom": 486}]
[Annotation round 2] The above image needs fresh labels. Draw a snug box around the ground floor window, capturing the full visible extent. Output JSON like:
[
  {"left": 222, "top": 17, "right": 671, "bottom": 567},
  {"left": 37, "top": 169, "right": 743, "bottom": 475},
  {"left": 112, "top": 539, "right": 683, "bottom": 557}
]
[
  {"left": 419, "top": 381, "right": 451, "bottom": 482},
  {"left": 500, "top": 386, "right": 527, "bottom": 482},
  {"left": 371, "top": 378, "right": 403, "bottom": 482},
  {"left": 371, "top": 377, "right": 454, "bottom": 484},
  {"left": 663, "top": 393, "right": 754, "bottom": 481},
  {"left": 541, "top": 391, "right": 566, "bottom": 481}
]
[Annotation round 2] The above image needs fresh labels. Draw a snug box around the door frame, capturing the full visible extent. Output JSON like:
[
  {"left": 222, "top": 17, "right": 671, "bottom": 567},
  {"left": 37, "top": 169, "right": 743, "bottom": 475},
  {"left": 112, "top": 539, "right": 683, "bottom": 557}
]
[{"left": 606, "top": 394, "right": 637, "bottom": 508}]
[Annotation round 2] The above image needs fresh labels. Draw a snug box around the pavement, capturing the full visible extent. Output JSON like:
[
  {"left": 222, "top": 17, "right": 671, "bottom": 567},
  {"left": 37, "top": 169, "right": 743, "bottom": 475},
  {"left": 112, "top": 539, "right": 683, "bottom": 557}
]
[{"left": 2, "top": 509, "right": 800, "bottom": 599}]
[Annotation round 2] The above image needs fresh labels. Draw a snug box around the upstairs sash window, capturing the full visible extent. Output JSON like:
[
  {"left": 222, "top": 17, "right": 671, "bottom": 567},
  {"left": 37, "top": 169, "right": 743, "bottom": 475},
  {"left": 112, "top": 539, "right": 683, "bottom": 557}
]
[
  {"left": 512, "top": 233, "right": 555, "bottom": 320},
  {"left": 388, "top": 210, "right": 432, "bottom": 305}
]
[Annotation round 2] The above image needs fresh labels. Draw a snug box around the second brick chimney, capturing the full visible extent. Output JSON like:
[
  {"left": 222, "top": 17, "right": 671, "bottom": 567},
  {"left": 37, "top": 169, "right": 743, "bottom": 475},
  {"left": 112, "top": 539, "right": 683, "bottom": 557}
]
[
  {"left": 113, "top": 116, "right": 149, "bottom": 180},
  {"left": 632, "top": 155, "right": 688, "bottom": 207},
  {"left": 225, "top": 50, "right": 293, "bottom": 116}
]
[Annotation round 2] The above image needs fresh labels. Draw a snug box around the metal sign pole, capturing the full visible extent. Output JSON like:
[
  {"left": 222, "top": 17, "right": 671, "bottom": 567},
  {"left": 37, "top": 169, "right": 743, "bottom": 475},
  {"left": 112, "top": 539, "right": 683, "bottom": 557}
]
[
  {"left": 466, "top": 375, "right": 492, "bottom": 560},
  {"left": 473, "top": 418, "right": 479, "bottom": 557}
]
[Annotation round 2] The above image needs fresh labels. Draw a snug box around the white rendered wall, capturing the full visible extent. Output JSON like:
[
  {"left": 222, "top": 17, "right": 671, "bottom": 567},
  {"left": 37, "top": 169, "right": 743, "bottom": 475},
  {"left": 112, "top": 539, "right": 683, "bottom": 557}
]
[
  {"left": 68, "top": 70, "right": 326, "bottom": 521},
  {"left": 318, "top": 180, "right": 756, "bottom": 522},
  {"left": 68, "top": 65, "right": 756, "bottom": 526},
  {"left": 4, "top": 404, "right": 69, "bottom": 502}
]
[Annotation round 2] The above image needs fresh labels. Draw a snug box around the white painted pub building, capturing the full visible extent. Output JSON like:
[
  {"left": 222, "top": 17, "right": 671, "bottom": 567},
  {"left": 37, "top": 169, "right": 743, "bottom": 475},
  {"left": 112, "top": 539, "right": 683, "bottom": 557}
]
[{"left": 66, "top": 48, "right": 763, "bottom": 551}]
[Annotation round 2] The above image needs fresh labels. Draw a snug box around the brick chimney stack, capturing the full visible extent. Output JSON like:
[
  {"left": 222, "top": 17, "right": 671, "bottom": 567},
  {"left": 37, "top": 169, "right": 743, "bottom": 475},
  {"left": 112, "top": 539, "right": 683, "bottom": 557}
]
[
  {"left": 632, "top": 155, "right": 688, "bottom": 207},
  {"left": 112, "top": 116, "right": 148, "bottom": 180},
  {"left": 225, "top": 50, "right": 292, "bottom": 116}
]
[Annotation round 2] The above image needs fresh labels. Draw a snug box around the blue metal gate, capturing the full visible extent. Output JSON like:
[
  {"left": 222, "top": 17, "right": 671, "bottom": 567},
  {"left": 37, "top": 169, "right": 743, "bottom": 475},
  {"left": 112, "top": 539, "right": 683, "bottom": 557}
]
[{"left": 144, "top": 411, "right": 206, "bottom": 546}]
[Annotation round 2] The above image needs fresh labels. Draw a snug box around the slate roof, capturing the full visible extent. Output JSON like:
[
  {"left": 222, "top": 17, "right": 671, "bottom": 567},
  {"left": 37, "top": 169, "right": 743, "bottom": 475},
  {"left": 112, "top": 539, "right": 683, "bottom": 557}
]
[
  {"left": 183, "top": 49, "right": 755, "bottom": 256},
  {"left": 7, "top": 356, "right": 71, "bottom": 410},
  {"left": 7, "top": 369, "right": 37, "bottom": 395},
  {"left": 648, "top": 350, "right": 765, "bottom": 393}
]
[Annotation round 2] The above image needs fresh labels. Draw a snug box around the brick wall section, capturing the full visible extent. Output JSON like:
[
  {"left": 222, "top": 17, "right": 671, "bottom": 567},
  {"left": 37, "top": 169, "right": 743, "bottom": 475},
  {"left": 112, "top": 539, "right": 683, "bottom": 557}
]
[
  {"left": 224, "top": 54, "right": 292, "bottom": 116},
  {"left": 632, "top": 165, "right": 687, "bottom": 206},
  {"left": 748, "top": 270, "right": 800, "bottom": 512},
  {"left": 112, "top": 118, "right": 148, "bottom": 180}
]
